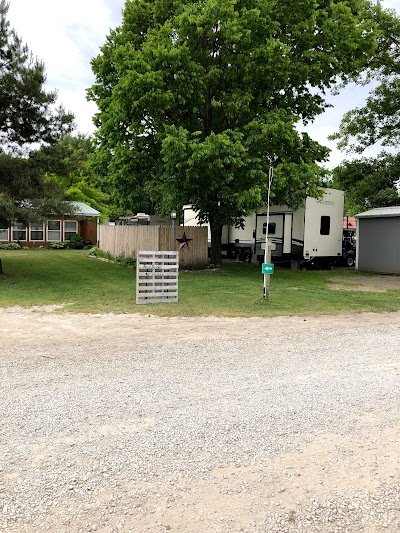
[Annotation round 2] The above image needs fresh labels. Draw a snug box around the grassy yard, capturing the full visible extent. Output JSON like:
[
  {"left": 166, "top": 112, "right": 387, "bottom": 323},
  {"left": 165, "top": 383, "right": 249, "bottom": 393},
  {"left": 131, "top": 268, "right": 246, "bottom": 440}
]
[{"left": 0, "top": 249, "right": 400, "bottom": 316}]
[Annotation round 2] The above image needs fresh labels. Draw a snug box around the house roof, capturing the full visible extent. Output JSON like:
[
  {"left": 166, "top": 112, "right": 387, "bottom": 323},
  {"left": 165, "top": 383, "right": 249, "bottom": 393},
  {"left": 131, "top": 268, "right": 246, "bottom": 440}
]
[
  {"left": 355, "top": 206, "right": 400, "bottom": 219},
  {"left": 343, "top": 216, "right": 357, "bottom": 229},
  {"left": 71, "top": 202, "right": 100, "bottom": 217}
]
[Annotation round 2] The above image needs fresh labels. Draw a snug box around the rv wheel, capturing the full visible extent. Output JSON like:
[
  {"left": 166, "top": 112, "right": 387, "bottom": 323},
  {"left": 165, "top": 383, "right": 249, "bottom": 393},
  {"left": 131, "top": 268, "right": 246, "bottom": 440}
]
[
  {"left": 242, "top": 250, "right": 252, "bottom": 263},
  {"left": 343, "top": 252, "right": 355, "bottom": 268}
]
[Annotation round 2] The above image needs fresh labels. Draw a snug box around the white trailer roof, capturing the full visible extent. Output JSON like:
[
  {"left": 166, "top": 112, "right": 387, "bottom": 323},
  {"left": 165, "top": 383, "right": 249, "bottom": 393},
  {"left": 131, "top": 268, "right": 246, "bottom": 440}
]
[{"left": 355, "top": 206, "right": 400, "bottom": 219}]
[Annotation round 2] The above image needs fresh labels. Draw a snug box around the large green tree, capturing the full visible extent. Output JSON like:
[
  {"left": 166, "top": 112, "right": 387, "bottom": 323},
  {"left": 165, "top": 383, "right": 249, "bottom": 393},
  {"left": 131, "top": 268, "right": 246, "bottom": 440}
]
[
  {"left": 89, "top": 0, "right": 378, "bottom": 265},
  {"left": 0, "top": 0, "right": 74, "bottom": 227}
]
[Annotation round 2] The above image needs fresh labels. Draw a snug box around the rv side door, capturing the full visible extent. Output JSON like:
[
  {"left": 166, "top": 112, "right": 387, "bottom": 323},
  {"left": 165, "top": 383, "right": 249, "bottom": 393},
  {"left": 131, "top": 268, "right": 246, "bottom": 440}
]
[{"left": 255, "top": 214, "right": 284, "bottom": 257}]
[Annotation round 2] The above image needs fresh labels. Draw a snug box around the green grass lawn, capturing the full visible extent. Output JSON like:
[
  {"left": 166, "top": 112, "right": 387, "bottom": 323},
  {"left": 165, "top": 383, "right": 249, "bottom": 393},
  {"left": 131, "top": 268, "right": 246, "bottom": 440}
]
[{"left": 0, "top": 249, "right": 399, "bottom": 316}]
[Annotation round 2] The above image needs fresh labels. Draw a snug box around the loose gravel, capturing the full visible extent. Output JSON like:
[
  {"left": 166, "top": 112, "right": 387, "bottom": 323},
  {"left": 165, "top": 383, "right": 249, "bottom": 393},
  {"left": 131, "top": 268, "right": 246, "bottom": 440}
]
[{"left": 0, "top": 315, "right": 399, "bottom": 532}]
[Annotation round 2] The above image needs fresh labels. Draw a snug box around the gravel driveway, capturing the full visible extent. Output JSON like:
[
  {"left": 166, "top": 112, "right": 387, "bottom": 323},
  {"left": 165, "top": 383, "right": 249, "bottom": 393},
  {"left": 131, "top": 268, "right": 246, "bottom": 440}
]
[{"left": 1, "top": 309, "right": 400, "bottom": 532}]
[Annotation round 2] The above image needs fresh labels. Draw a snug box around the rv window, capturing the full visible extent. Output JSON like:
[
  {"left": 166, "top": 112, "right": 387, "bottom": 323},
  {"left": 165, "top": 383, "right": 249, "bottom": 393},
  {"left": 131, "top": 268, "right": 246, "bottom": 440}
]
[
  {"left": 320, "top": 216, "right": 330, "bottom": 235},
  {"left": 262, "top": 222, "right": 276, "bottom": 235}
]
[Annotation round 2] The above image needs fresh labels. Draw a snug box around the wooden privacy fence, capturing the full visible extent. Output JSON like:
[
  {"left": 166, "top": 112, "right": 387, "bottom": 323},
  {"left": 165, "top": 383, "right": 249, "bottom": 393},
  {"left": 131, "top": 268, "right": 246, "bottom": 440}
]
[{"left": 98, "top": 225, "right": 208, "bottom": 269}]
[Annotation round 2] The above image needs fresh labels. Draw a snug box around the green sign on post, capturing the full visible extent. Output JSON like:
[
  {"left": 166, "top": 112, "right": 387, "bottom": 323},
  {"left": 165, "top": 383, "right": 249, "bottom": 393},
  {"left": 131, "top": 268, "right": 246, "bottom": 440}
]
[{"left": 262, "top": 263, "right": 274, "bottom": 275}]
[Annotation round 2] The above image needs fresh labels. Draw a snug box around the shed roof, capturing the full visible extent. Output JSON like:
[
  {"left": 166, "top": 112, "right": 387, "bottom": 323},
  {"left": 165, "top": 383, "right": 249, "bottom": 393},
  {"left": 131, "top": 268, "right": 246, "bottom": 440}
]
[
  {"left": 355, "top": 206, "right": 400, "bottom": 219},
  {"left": 71, "top": 202, "right": 100, "bottom": 217}
]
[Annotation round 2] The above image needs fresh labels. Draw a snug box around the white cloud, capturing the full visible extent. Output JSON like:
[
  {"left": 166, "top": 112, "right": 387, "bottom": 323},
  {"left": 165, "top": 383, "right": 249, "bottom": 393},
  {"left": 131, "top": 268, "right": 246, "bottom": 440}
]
[
  {"left": 301, "top": 83, "right": 383, "bottom": 168},
  {"left": 8, "top": 0, "right": 125, "bottom": 133}
]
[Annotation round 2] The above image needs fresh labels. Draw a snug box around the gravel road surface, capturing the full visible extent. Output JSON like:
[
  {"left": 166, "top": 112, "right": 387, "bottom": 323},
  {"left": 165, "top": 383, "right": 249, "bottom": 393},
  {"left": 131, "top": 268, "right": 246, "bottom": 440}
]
[{"left": 1, "top": 309, "right": 400, "bottom": 532}]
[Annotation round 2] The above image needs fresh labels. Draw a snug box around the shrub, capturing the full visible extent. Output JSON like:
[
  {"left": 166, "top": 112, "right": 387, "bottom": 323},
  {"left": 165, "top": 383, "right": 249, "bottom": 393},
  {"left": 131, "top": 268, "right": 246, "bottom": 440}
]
[
  {"left": 88, "top": 247, "right": 110, "bottom": 259},
  {"left": 88, "top": 247, "right": 113, "bottom": 260},
  {"left": 68, "top": 234, "right": 85, "bottom": 249},
  {"left": 115, "top": 256, "right": 136, "bottom": 267},
  {"left": 88, "top": 247, "right": 135, "bottom": 267},
  {"left": 50, "top": 241, "right": 67, "bottom": 249},
  {"left": 0, "top": 243, "right": 21, "bottom": 250}
]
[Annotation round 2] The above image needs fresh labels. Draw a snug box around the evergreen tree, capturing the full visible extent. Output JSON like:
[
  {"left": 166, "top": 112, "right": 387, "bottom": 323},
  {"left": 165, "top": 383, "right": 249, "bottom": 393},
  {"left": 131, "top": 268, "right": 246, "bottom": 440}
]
[{"left": 0, "top": 1, "right": 74, "bottom": 227}]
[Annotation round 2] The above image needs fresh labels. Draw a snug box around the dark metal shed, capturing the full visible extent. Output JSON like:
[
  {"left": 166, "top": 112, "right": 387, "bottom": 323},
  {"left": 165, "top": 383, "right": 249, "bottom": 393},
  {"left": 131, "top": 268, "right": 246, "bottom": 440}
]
[{"left": 355, "top": 206, "right": 400, "bottom": 274}]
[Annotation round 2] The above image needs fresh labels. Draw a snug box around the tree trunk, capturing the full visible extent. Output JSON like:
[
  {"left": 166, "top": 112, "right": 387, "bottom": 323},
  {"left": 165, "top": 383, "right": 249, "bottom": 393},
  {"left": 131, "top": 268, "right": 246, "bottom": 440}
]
[
  {"left": 0, "top": 259, "right": 3, "bottom": 275},
  {"left": 209, "top": 222, "right": 223, "bottom": 268}
]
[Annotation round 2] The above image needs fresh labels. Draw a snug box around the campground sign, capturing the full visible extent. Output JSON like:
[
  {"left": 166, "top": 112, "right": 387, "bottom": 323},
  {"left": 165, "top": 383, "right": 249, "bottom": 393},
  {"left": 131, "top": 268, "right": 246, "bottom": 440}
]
[{"left": 261, "top": 263, "right": 274, "bottom": 275}]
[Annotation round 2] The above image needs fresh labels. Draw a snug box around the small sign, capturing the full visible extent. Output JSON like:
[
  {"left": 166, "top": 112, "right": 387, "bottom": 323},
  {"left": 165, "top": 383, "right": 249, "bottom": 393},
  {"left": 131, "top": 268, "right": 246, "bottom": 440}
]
[
  {"left": 261, "top": 241, "right": 277, "bottom": 251},
  {"left": 262, "top": 263, "right": 274, "bottom": 275}
]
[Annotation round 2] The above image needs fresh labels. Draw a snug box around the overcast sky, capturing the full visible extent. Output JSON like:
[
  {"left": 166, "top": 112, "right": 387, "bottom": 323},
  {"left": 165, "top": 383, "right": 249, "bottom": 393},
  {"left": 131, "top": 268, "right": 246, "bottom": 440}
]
[{"left": 7, "top": 0, "right": 400, "bottom": 168}]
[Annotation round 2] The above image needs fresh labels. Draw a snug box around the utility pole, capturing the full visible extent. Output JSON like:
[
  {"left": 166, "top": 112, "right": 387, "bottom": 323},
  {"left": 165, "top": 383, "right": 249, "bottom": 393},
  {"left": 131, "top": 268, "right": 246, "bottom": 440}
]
[{"left": 263, "top": 165, "right": 273, "bottom": 300}]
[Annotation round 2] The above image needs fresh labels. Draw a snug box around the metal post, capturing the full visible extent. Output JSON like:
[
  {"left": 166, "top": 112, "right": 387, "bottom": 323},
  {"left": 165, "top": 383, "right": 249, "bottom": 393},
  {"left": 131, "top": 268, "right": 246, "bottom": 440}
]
[
  {"left": 96, "top": 216, "right": 100, "bottom": 248},
  {"left": 171, "top": 210, "right": 177, "bottom": 251},
  {"left": 263, "top": 166, "right": 273, "bottom": 300}
]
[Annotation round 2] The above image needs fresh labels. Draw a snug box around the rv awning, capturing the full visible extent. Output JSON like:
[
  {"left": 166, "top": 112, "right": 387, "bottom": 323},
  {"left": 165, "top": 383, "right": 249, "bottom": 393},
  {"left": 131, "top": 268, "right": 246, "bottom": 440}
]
[
  {"left": 70, "top": 202, "right": 101, "bottom": 217},
  {"left": 355, "top": 206, "right": 400, "bottom": 219}
]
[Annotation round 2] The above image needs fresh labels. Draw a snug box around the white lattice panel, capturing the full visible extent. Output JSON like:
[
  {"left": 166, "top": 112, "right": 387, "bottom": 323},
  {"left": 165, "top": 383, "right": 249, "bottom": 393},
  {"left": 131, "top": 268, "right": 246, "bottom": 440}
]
[{"left": 136, "top": 251, "right": 179, "bottom": 304}]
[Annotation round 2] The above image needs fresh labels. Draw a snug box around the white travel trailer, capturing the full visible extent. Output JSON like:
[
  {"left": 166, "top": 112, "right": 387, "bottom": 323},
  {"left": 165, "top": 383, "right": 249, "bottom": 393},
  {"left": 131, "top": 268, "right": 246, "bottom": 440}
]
[{"left": 183, "top": 188, "right": 344, "bottom": 267}]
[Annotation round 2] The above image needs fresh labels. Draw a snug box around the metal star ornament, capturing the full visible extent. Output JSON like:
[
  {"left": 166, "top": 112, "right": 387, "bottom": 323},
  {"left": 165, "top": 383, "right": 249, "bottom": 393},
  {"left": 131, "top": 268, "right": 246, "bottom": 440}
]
[{"left": 176, "top": 231, "right": 193, "bottom": 250}]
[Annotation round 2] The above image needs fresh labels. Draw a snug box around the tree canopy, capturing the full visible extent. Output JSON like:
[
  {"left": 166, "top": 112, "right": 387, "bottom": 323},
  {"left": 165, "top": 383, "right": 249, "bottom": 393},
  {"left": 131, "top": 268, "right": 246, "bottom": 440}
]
[
  {"left": 332, "top": 152, "right": 400, "bottom": 214},
  {"left": 31, "top": 134, "right": 110, "bottom": 219},
  {"left": 89, "top": 0, "right": 379, "bottom": 264},
  {"left": 332, "top": 5, "right": 400, "bottom": 152},
  {"left": 329, "top": 5, "right": 400, "bottom": 214},
  {"left": 0, "top": 0, "right": 75, "bottom": 226},
  {"left": 0, "top": 153, "right": 70, "bottom": 224}
]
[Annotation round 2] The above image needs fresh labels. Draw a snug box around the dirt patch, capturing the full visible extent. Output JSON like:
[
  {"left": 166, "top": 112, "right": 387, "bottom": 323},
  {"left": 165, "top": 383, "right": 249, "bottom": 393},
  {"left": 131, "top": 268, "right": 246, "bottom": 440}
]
[
  {"left": 329, "top": 275, "right": 400, "bottom": 293},
  {"left": 3, "top": 304, "right": 68, "bottom": 313},
  {"left": 0, "top": 307, "right": 400, "bottom": 349},
  {"left": 123, "top": 423, "right": 400, "bottom": 533}
]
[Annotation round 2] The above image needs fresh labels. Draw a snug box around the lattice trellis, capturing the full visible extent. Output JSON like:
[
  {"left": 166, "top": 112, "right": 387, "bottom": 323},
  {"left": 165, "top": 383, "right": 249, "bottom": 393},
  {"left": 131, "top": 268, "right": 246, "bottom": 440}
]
[{"left": 136, "top": 251, "right": 179, "bottom": 304}]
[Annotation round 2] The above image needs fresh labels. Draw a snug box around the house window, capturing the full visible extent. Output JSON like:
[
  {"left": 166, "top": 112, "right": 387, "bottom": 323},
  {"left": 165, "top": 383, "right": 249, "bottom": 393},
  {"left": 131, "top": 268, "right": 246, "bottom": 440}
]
[
  {"left": 64, "top": 220, "right": 78, "bottom": 240},
  {"left": 263, "top": 222, "right": 276, "bottom": 235},
  {"left": 320, "top": 216, "right": 331, "bottom": 235},
  {"left": 0, "top": 223, "right": 8, "bottom": 242},
  {"left": 30, "top": 221, "right": 44, "bottom": 241},
  {"left": 12, "top": 222, "right": 27, "bottom": 241},
  {"left": 47, "top": 220, "right": 61, "bottom": 241}
]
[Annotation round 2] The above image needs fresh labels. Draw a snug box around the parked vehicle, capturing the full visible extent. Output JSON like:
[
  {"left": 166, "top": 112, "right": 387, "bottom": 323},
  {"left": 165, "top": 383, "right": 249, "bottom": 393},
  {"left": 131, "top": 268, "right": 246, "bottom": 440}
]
[
  {"left": 183, "top": 188, "right": 345, "bottom": 268},
  {"left": 114, "top": 213, "right": 170, "bottom": 226},
  {"left": 342, "top": 228, "right": 356, "bottom": 267}
]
